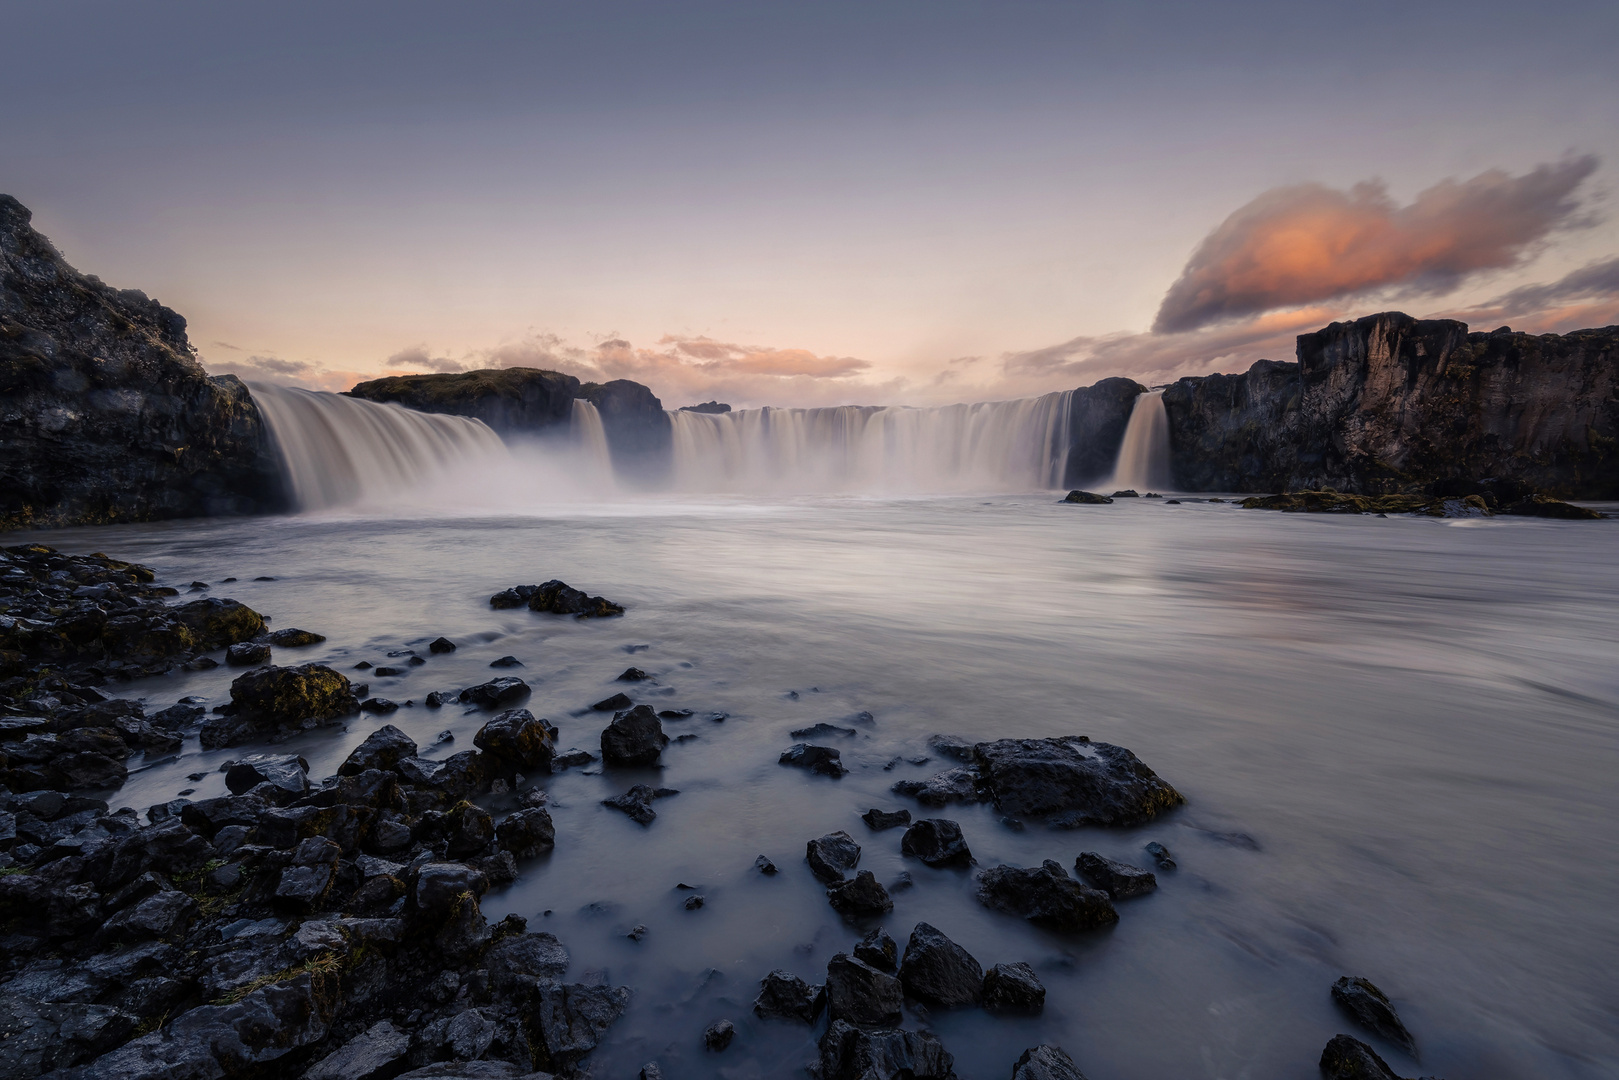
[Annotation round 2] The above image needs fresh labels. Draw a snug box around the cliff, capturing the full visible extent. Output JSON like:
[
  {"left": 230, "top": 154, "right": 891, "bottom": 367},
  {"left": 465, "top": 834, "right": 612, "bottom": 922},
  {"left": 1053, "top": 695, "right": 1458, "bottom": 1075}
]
[
  {"left": 1163, "top": 312, "right": 1619, "bottom": 498},
  {"left": 346, "top": 367, "right": 580, "bottom": 432},
  {"left": 1064, "top": 377, "right": 1147, "bottom": 487},
  {"left": 578, "top": 379, "right": 672, "bottom": 482},
  {"left": 0, "top": 195, "right": 286, "bottom": 530}
]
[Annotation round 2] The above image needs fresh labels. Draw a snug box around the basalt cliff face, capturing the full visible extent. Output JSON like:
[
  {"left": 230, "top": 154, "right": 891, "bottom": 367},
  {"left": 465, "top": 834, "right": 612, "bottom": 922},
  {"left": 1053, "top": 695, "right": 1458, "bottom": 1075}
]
[
  {"left": 0, "top": 196, "right": 286, "bottom": 531},
  {"left": 1063, "top": 377, "right": 1147, "bottom": 488},
  {"left": 1164, "top": 312, "right": 1619, "bottom": 498}
]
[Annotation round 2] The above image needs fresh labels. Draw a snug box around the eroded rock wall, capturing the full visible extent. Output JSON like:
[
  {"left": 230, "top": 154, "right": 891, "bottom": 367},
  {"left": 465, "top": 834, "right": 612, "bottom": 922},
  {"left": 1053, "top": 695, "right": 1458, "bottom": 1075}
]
[
  {"left": 0, "top": 195, "right": 286, "bottom": 530},
  {"left": 1063, "top": 376, "right": 1147, "bottom": 488},
  {"left": 346, "top": 367, "right": 581, "bottom": 433},
  {"left": 1163, "top": 312, "right": 1619, "bottom": 497}
]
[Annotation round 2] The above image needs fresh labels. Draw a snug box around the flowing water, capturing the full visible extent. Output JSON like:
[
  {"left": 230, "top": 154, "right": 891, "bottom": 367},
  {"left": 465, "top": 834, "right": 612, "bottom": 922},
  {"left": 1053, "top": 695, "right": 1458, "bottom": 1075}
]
[
  {"left": 1109, "top": 391, "right": 1172, "bottom": 493},
  {"left": 20, "top": 493, "right": 1619, "bottom": 1080}
]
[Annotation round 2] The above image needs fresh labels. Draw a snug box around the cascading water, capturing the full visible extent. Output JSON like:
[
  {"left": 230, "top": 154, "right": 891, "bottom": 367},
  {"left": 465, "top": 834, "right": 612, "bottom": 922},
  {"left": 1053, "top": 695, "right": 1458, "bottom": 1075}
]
[
  {"left": 1109, "top": 389, "right": 1173, "bottom": 491},
  {"left": 667, "top": 391, "right": 1074, "bottom": 494},
  {"left": 569, "top": 398, "right": 613, "bottom": 482},
  {"left": 249, "top": 383, "right": 508, "bottom": 510}
]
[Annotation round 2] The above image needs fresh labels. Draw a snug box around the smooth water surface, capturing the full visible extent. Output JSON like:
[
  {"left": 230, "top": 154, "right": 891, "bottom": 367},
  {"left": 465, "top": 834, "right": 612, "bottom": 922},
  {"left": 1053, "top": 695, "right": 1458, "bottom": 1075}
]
[{"left": 22, "top": 496, "right": 1619, "bottom": 1080}]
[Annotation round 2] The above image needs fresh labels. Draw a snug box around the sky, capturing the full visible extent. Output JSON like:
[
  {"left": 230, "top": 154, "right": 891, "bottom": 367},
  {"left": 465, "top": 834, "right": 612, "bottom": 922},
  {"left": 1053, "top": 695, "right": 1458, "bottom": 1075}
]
[{"left": 3, "top": 0, "right": 1617, "bottom": 407}]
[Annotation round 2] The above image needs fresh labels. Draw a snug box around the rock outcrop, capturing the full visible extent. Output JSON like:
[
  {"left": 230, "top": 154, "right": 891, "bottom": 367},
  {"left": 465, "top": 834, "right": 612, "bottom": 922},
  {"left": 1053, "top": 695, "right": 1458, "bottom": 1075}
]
[
  {"left": 1063, "top": 377, "right": 1148, "bottom": 488},
  {"left": 347, "top": 368, "right": 580, "bottom": 434},
  {"left": 577, "top": 379, "right": 673, "bottom": 482},
  {"left": 1163, "top": 312, "right": 1619, "bottom": 498},
  {"left": 0, "top": 195, "right": 286, "bottom": 529}
]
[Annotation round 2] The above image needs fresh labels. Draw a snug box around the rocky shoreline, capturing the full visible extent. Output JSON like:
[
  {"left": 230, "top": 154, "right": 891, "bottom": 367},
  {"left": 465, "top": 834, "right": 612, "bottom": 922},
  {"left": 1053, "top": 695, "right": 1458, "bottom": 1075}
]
[{"left": 0, "top": 544, "right": 1443, "bottom": 1079}]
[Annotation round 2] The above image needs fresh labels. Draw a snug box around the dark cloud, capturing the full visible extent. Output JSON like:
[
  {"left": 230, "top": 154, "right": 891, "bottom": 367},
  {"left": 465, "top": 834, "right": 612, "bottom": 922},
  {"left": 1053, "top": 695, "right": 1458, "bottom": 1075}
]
[
  {"left": 1486, "top": 255, "right": 1619, "bottom": 316},
  {"left": 1153, "top": 156, "right": 1600, "bottom": 333}
]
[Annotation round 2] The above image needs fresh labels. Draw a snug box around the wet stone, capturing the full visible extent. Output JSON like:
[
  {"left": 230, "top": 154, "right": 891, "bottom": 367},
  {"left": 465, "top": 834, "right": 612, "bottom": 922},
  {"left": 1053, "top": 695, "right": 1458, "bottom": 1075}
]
[
  {"left": 754, "top": 854, "right": 778, "bottom": 875},
  {"left": 862, "top": 808, "right": 912, "bottom": 831},
  {"left": 428, "top": 637, "right": 457, "bottom": 653},
  {"left": 592, "top": 692, "right": 633, "bottom": 711},
  {"left": 1075, "top": 851, "right": 1157, "bottom": 899},
  {"left": 754, "top": 970, "right": 824, "bottom": 1023},
  {"left": 977, "top": 860, "right": 1118, "bottom": 933},
  {"left": 899, "top": 921, "right": 983, "bottom": 1007},
  {"left": 1012, "top": 1044, "right": 1090, "bottom": 1080},
  {"left": 892, "top": 766, "right": 983, "bottom": 806},
  {"left": 1319, "top": 1034, "right": 1406, "bottom": 1080},
  {"left": 853, "top": 927, "right": 898, "bottom": 971},
  {"left": 825, "top": 952, "right": 903, "bottom": 1027},
  {"left": 602, "top": 784, "right": 679, "bottom": 825},
  {"left": 340, "top": 724, "right": 418, "bottom": 775},
  {"left": 1145, "top": 841, "right": 1176, "bottom": 869},
  {"left": 601, "top": 705, "right": 668, "bottom": 766},
  {"left": 807, "top": 830, "right": 862, "bottom": 883},
  {"left": 984, "top": 962, "right": 1046, "bottom": 1013},
  {"left": 489, "top": 655, "right": 524, "bottom": 668},
  {"left": 901, "top": 818, "right": 972, "bottom": 867},
  {"left": 458, "top": 677, "right": 530, "bottom": 709},
  {"left": 703, "top": 1018, "right": 735, "bottom": 1050},
  {"left": 266, "top": 628, "right": 325, "bottom": 647},
  {"left": 618, "top": 667, "right": 650, "bottom": 681},
  {"left": 792, "top": 722, "right": 856, "bottom": 739},
  {"left": 225, "top": 641, "right": 271, "bottom": 666},
  {"left": 828, "top": 870, "right": 894, "bottom": 920},
  {"left": 1332, "top": 976, "right": 1417, "bottom": 1054},
  {"left": 780, "top": 743, "right": 847, "bottom": 778}
]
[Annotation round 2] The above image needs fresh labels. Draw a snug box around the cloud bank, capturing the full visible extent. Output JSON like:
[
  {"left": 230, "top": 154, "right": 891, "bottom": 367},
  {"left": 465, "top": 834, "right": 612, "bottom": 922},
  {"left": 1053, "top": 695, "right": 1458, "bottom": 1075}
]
[{"left": 1153, "top": 156, "right": 1600, "bottom": 333}]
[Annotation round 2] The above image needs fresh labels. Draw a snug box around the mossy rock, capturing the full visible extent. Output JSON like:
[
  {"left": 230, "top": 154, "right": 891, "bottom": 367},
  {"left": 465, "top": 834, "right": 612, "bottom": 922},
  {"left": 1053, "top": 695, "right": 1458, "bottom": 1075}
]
[
  {"left": 173, "top": 597, "right": 268, "bottom": 650},
  {"left": 228, "top": 663, "right": 360, "bottom": 727}
]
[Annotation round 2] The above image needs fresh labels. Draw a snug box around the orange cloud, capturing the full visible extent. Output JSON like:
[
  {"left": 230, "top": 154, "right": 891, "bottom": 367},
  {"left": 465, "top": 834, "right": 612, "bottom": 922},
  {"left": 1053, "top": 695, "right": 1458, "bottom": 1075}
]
[{"left": 1154, "top": 156, "right": 1599, "bottom": 332}]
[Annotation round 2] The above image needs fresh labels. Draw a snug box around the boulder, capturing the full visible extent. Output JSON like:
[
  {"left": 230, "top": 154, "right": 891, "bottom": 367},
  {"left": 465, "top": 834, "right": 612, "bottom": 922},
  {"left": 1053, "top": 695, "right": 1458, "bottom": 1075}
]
[
  {"left": 702, "top": 1018, "right": 735, "bottom": 1051},
  {"left": 602, "top": 784, "right": 678, "bottom": 825},
  {"left": 600, "top": 705, "right": 667, "bottom": 767},
  {"left": 1062, "top": 490, "right": 1114, "bottom": 504},
  {"left": 1332, "top": 976, "right": 1417, "bottom": 1054},
  {"left": 428, "top": 636, "right": 457, "bottom": 653},
  {"left": 1501, "top": 494, "right": 1603, "bottom": 519},
  {"left": 842, "top": 929, "right": 896, "bottom": 973},
  {"left": 617, "top": 667, "right": 650, "bottom": 682},
  {"left": 983, "top": 962, "right": 1046, "bottom": 1012},
  {"left": 1011, "top": 1044, "right": 1089, "bottom": 1080},
  {"left": 459, "top": 677, "right": 530, "bottom": 709},
  {"left": 445, "top": 801, "right": 496, "bottom": 859},
  {"left": 203, "top": 664, "right": 360, "bottom": 748},
  {"left": 976, "top": 861, "right": 1118, "bottom": 932},
  {"left": 302, "top": 1019, "right": 411, "bottom": 1080},
  {"left": 973, "top": 737, "right": 1183, "bottom": 827},
  {"left": 225, "top": 753, "right": 309, "bottom": 797},
  {"left": 1145, "top": 841, "right": 1176, "bottom": 869},
  {"left": 900, "top": 819, "right": 972, "bottom": 867},
  {"left": 818, "top": 1020, "right": 957, "bottom": 1080},
  {"left": 475, "top": 708, "right": 559, "bottom": 771},
  {"left": 753, "top": 970, "right": 824, "bottom": 1023},
  {"left": 927, "top": 734, "right": 975, "bottom": 761},
  {"left": 1074, "top": 852, "right": 1157, "bottom": 899},
  {"left": 780, "top": 743, "right": 848, "bottom": 777},
  {"left": 530, "top": 982, "right": 632, "bottom": 1073},
  {"left": 412, "top": 862, "right": 489, "bottom": 918},
  {"left": 825, "top": 952, "right": 904, "bottom": 1027},
  {"left": 1318, "top": 1034, "right": 1408, "bottom": 1080},
  {"left": 899, "top": 922, "right": 983, "bottom": 1007},
  {"left": 508, "top": 580, "right": 625, "bottom": 619},
  {"left": 497, "top": 806, "right": 556, "bottom": 858},
  {"left": 486, "top": 930, "right": 570, "bottom": 992},
  {"left": 591, "top": 692, "right": 633, "bottom": 711},
  {"left": 226, "top": 641, "right": 272, "bottom": 666},
  {"left": 827, "top": 871, "right": 894, "bottom": 919},
  {"left": 807, "top": 830, "right": 862, "bottom": 883},
  {"left": 862, "top": 808, "right": 911, "bottom": 831},
  {"left": 172, "top": 597, "right": 269, "bottom": 650},
  {"left": 266, "top": 627, "right": 325, "bottom": 647},
  {"left": 340, "top": 724, "right": 419, "bottom": 775},
  {"left": 891, "top": 767, "right": 983, "bottom": 806}
]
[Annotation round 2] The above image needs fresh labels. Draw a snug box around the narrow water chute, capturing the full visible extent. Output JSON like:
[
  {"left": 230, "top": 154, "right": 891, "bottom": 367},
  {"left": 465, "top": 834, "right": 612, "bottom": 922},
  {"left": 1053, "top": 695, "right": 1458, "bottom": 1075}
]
[{"left": 1109, "top": 390, "right": 1172, "bottom": 491}]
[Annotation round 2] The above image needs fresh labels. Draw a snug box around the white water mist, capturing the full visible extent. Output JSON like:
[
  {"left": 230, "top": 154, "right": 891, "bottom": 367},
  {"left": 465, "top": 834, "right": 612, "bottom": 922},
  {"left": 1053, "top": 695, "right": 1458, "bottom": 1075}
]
[{"left": 1109, "top": 390, "right": 1172, "bottom": 491}]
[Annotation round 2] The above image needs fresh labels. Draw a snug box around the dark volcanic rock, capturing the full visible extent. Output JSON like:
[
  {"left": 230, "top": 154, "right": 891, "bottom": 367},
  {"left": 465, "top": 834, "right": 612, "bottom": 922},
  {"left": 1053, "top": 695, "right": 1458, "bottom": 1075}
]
[
  {"left": 266, "top": 627, "right": 325, "bottom": 647},
  {"left": 602, "top": 784, "right": 678, "bottom": 825},
  {"left": 201, "top": 663, "right": 359, "bottom": 748},
  {"left": 825, "top": 953, "right": 903, "bottom": 1027},
  {"left": 780, "top": 743, "right": 847, "bottom": 777},
  {"left": 340, "top": 724, "right": 419, "bottom": 775},
  {"left": 1145, "top": 841, "right": 1176, "bottom": 869},
  {"left": 0, "top": 194, "right": 286, "bottom": 531},
  {"left": 898, "top": 922, "right": 983, "bottom": 1008},
  {"left": 600, "top": 704, "right": 668, "bottom": 766},
  {"left": 854, "top": 927, "right": 899, "bottom": 971},
  {"left": 474, "top": 708, "right": 559, "bottom": 771},
  {"left": 983, "top": 962, "right": 1046, "bottom": 1013},
  {"left": 818, "top": 1019, "right": 957, "bottom": 1080},
  {"left": 1011, "top": 1044, "right": 1090, "bottom": 1080},
  {"left": 1062, "top": 490, "right": 1114, "bottom": 505},
  {"left": 973, "top": 736, "right": 1183, "bottom": 826},
  {"left": 530, "top": 982, "right": 632, "bottom": 1073},
  {"left": 492, "top": 579, "right": 625, "bottom": 618},
  {"left": 1162, "top": 312, "right": 1619, "bottom": 499},
  {"left": 458, "top": 677, "right": 530, "bottom": 709},
  {"left": 1318, "top": 1034, "right": 1408, "bottom": 1080},
  {"left": 927, "top": 733, "right": 976, "bottom": 761},
  {"left": 900, "top": 819, "right": 972, "bottom": 867},
  {"left": 578, "top": 379, "right": 673, "bottom": 482},
  {"left": 827, "top": 871, "right": 893, "bottom": 919},
  {"left": 1074, "top": 852, "right": 1157, "bottom": 899},
  {"left": 225, "top": 640, "right": 271, "bottom": 666},
  {"left": 1332, "top": 976, "right": 1417, "bottom": 1054},
  {"left": 703, "top": 1018, "right": 735, "bottom": 1051},
  {"left": 224, "top": 753, "right": 309, "bottom": 796},
  {"left": 302, "top": 1020, "right": 410, "bottom": 1080},
  {"left": 754, "top": 970, "right": 824, "bottom": 1023},
  {"left": 976, "top": 860, "right": 1119, "bottom": 932},
  {"left": 348, "top": 367, "right": 580, "bottom": 433},
  {"left": 428, "top": 636, "right": 457, "bottom": 653},
  {"left": 806, "top": 830, "right": 862, "bottom": 883},
  {"left": 592, "top": 692, "right": 633, "bottom": 711},
  {"left": 892, "top": 766, "right": 983, "bottom": 806},
  {"left": 1063, "top": 377, "right": 1148, "bottom": 489},
  {"left": 617, "top": 666, "right": 650, "bottom": 681},
  {"left": 862, "top": 808, "right": 912, "bottom": 831},
  {"left": 496, "top": 807, "right": 556, "bottom": 858},
  {"left": 1501, "top": 493, "right": 1604, "bottom": 519}
]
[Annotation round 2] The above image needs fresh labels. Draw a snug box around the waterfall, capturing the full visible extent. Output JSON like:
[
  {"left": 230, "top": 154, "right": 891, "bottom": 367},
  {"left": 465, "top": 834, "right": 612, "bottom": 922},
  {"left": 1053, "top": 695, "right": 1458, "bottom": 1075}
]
[
  {"left": 568, "top": 399, "right": 615, "bottom": 487},
  {"left": 668, "top": 391, "right": 1073, "bottom": 494},
  {"left": 249, "top": 383, "right": 508, "bottom": 510},
  {"left": 1109, "top": 390, "right": 1172, "bottom": 491}
]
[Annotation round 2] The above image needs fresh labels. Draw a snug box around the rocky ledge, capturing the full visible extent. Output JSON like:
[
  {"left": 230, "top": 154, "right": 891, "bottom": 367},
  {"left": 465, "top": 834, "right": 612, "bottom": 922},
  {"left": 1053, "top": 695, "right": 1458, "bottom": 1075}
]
[{"left": 0, "top": 195, "right": 285, "bottom": 530}]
